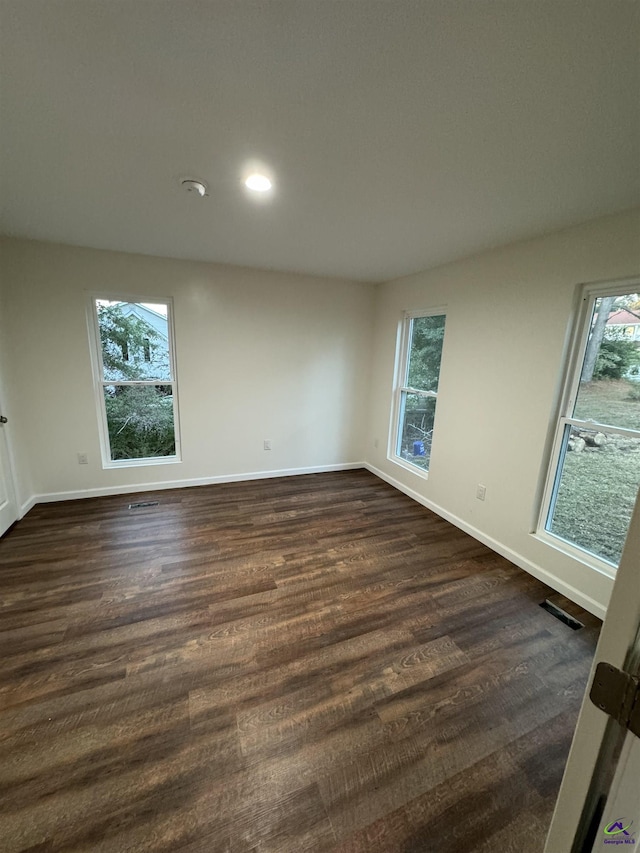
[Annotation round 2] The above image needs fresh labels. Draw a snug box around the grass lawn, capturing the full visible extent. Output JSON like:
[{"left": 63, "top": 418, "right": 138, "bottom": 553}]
[
  {"left": 550, "top": 380, "right": 640, "bottom": 565},
  {"left": 573, "top": 378, "right": 640, "bottom": 430}
]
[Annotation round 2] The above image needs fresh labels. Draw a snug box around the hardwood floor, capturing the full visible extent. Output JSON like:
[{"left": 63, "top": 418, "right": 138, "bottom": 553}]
[{"left": 0, "top": 470, "right": 599, "bottom": 852}]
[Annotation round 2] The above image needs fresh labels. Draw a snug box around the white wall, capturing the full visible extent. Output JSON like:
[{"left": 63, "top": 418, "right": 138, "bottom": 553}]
[
  {"left": 0, "top": 238, "right": 375, "bottom": 503},
  {"left": 365, "top": 209, "right": 640, "bottom": 618}
]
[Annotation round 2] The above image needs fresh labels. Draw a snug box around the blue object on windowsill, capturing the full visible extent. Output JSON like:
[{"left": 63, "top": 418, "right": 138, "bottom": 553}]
[{"left": 413, "top": 441, "right": 425, "bottom": 456}]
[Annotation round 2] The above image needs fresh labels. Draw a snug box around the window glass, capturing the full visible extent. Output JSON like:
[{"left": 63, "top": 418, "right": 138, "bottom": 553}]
[
  {"left": 548, "top": 428, "right": 640, "bottom": 566},
  {"left": 103, "top": 385, "right": 176, "bottom": 461},
  {"left": 543, "top": 289, "right": 640, "bottom": 567},
  {"left": 98, "top": 301, "right": 171, "bottom": 382},
  {"left": 391, "top": 312, "right": 446, "bottom": 475},
  {"left": 91, "top": 298, "right": 179, "bottom": 465},
  {"left": 406, "top": 315, "right": 446, "bottom": 392},
  {"left": 396, "top": 393, "right": 437, "bottom": 471}
]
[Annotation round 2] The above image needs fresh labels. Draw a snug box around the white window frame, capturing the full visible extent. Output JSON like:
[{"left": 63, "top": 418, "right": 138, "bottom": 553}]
[
  {"left": 87, "top": 293, "right": 182, "bottom": 469},
  {"left": 536, "top": 277, "right": 640, "bottom": 576},
  {"left": 388, "top": 307, "right": 447, "bottom": 478}
]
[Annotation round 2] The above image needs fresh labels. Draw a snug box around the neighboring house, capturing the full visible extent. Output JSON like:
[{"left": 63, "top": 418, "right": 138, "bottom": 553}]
[
  {"left": 605, "top": 308, "right": 640, "bottom": 341},
  {"left": 605, "top": 307, "right": 640, "bottom": 381},
  {"left": 118, "top": 302, "right": 168, "bottom": 341},
  {"left": 113, "top": 302, "right": 170, "bottom": 379}
]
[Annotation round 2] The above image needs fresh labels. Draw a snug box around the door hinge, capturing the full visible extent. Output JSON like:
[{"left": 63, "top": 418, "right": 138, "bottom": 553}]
[{"left": 589, "top": 662, "right": 640, "bottom": 738}]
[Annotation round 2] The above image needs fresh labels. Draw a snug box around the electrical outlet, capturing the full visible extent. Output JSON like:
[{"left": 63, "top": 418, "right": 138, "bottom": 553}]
[
  {"left": 374, "top": 437, "right": 379, "bottom": 448},
  {"left": 77, "top": 452, "right": 89, "bottom": 465},
  {"left": 476, "top": 483, "right": 486, "bottom": 501},
  {"left": 263, "top": 440, "right": 272, "bottom": 451}
]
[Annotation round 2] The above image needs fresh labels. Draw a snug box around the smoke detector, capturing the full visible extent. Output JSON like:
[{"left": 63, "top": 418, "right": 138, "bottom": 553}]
[{"left": 180, "top": 178, "right": 208, "bottom": 197}]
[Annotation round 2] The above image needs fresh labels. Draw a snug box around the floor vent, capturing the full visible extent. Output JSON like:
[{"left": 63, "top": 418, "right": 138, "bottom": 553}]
[
  {"left": 128, "top": 501, "right": 160, "bottom": 509},
  {"left": 539, "top": 599, "right": 584, "bottom": 630}
]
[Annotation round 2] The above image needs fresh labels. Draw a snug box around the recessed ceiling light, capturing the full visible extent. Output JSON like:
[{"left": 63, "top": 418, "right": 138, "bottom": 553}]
[{"left": 244, "top": 173, "right": 272, "bottom": 192}]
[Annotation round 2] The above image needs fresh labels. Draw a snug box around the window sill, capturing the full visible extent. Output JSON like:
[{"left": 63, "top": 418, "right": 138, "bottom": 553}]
[
  {"left": 531, "top": 530, "right": 617, "bottom": 580},
  {"left": 388, "top": 454, "right": 430, "bottom": 480},
  {"left": 103, "top": 456, "right": 182, "bottom": 470}
]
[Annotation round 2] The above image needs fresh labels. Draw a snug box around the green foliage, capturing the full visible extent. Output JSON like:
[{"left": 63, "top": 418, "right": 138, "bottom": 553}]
[
  {"left": 407, "top": 315, "right": 446, "bottom": 391},
  {"left": 105, "top": 385, "right": 175, "bottom": 460},
  {"left": 593, "top": 339, "right": 640, "bottom": 380}
]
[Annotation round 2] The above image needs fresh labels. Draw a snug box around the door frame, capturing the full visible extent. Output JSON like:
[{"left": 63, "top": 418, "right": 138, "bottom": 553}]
[
  {"left": 0, "top": 376, "right": 20, "bottom": 535},
  {"left": 545, "top": 488, "right": 640, "bottom": 851}
]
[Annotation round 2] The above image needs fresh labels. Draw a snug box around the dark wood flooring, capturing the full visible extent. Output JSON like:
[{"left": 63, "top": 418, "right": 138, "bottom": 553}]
[{"left": 0, "top": 470, "right": 599, "bottom": 852}]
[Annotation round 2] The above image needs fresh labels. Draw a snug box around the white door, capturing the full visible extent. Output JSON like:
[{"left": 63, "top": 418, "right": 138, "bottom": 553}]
[
  {"left": 596, "top": 732, "right": 640, "bottom": 845},
  {"left": 545, "top": 489, "right": 640, "bottom": 852},
  {"left": 0, "top": 411, "right": 18, "bottom": 537}
]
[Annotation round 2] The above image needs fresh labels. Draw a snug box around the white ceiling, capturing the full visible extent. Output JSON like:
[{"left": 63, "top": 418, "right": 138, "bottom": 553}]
[{"left": 1, "top": 1, "right": 638, "bottom": 282}]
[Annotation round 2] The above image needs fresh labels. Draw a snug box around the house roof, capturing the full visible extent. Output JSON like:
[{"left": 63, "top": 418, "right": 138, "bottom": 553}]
[
  {"left": 119, "top": 303, "right": 168, "bottom": 339},
  {"left": 607, "top": 309, "right": 640, "bottom": 326},
  {"left": 0, "top": 1, "right": 638, "bottom": 281}
]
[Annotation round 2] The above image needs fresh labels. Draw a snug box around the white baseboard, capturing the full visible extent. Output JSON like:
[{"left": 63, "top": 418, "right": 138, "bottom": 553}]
[
  {"left": 26, "top": 462, "right": 366, "bottom": 506},
  {"left": 19, "top": 495, "right": 37, "bottom": 518},
  {"left": 364, "top": 462, "right": 607, "bottom": 620}
]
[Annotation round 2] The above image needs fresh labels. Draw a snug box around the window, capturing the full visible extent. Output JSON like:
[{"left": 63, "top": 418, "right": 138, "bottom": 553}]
[
  {"left": 89, "top": 298, "right": 180, "bottom": 466},
  {"left": 391, "top": 310, "right": 446, "bottom": 474},
  {"left": 540, "top": 283, "right": 640, "bottom": 569}
]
